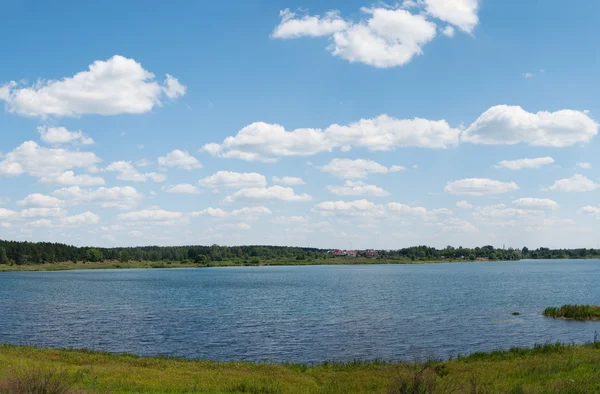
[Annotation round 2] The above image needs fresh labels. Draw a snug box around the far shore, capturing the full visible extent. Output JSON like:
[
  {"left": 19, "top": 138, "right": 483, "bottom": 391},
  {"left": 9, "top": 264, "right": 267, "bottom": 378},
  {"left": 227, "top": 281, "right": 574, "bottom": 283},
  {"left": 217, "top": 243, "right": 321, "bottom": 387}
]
[
  {"left": 0, "top": 258, "right": 499, "bottom": 272},
  {"left": 2, "top": 257, "right": 598, "bottom": 272}
]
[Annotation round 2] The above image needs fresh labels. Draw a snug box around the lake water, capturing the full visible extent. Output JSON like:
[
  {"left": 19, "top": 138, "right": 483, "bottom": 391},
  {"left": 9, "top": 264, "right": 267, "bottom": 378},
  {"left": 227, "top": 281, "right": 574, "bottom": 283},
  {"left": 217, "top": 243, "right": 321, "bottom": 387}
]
[{"left": 1, "top": 260, "right": 599, "bottom": 363}]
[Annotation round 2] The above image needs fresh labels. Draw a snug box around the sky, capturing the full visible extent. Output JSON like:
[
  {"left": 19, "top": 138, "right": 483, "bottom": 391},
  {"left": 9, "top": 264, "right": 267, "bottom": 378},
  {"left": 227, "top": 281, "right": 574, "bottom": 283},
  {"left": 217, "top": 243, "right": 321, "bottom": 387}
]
[{"left": 1, "top": 0, "right": 599, "bottom": 250}]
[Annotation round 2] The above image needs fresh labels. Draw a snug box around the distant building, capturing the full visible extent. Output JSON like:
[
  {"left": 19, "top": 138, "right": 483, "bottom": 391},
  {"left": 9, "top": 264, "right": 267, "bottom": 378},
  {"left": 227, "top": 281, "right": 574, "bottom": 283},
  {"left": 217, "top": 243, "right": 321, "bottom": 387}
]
[
  {"left": 347, "top": 250, "right": 357, "bottom": 257},
  {"left": 364, "top": 249, "right": 377, "bottom": 258},
  {"left": 332, "top": 249, "right": 347, "bottom": 256}
]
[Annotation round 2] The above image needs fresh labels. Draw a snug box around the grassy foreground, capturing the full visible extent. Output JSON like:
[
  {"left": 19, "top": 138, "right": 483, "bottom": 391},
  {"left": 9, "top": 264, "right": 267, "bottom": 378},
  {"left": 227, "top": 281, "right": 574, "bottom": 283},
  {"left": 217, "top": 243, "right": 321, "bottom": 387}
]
[
  {"left": 544, "top": 305, "right": 600, "bottom": 321},
  {"left": 1, "top": 343, "right": 600, "bottom": 393}
]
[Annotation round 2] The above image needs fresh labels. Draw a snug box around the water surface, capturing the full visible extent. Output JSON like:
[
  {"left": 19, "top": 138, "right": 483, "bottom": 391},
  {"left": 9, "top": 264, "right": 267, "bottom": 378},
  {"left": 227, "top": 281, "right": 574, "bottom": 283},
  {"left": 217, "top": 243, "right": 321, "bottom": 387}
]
[{"left": 1, "top": 260, "right": 598, "bottom": 363}]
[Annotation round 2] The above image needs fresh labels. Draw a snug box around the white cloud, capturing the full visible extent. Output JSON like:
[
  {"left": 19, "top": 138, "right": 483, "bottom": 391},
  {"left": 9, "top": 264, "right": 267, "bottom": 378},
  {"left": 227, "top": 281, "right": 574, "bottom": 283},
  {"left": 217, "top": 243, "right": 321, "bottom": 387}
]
[
  {"left": 118, "top": 209, "right": 183, "bottom": 222},
  {"left": 203, "top": 115, "right": 459, "bottom": 162},
  {"left": 18, "top": 194, "right": 64, "bottom": 208},
  {"left": 20, "top": 208, "right": 67, "bottom": 218},
  {"left": 52, "top": 186, "right": 143, "bottom": 209},
  {"left": 223, "top": 186, "right": 312, "bottom": 203},
  {"left": 577, "top": 162, "right": 592, "bottom": 169},
  {"left": 437, "top": 218, "right": 478, "bottom": 233},
  {"left": 163, "top": 74, "right": 187, "bottom": 99},
  {"left": 40, "top": 171, "right": 105, "bottom": 186},
  {"left": 135, "top": 159, "right": 153, "bottom": 168},
  {"left": 158, "top": 149, "right": 202, "bottom": 170},
  {"left": 321, "top": 158, "right": 405, "bottom": 179},
  {"left": 456, "top": 200, "right": 473, "bottom": 209},
  {"left": 315, "top": 199, "right": 383, "bottom": 216},
  {"left": 272, "top": 176, "right": 305, "bottom": 186},
  {"left": 513, "top": 198, "right": 559, "bottom": 210},
  {"left": 494, "top": 157, "right": 555, "bottom": 170},
  {"left": 273, "top": 7, "right": 437, "bottom": 68},
  {"left": 462, "top": 105, "right": 598, "bottom": 147},
  {"left": 192, "top": 206, "right": 272, "bottom": 219},
  {"left": 198, "top": 171, "right": 267, "bottom": 189},
  {"left": 0, "top": 141, "right": 101, "bottom": 179},
  {"left": 272, "top": 9, "right": 348, "bottom": 38},
  {"left": 128, "top": 230, "right": 144, "bottom": 237},
  {"left": 105, "top": 161, "right": 166, "bottom": 183},
  {"left": 37, "top": 126, "right": 94, "bottom": 145},
  {"left": 547, "top": 174, "right": 599, "bottom": 192},
  {"left": 327, "top": 180, "right": 390, "bottom": 197},
  {"left": 0, "top": 208, "right": 19, "bottom": 221},
  {"left": 444, "top": 178, "right": 519, "bottom": 196},
  {"left": 272, "top": 216, "right": 308, "bottom": 224},
  {"left": 581, "top": 206, "right": 600, "bottom": 216},
  {"left": 442, "top": 25, "right": 455, "bottom": 37},
  {"left": 216, "top": 222, "right": 252, "bottom": 231},
  {"left": 523, "top": 72, "right": 535, "bottom": 79},
  {"left": 165, "top": 184, "right": 201, "bottom": 194},
  {"left": 1, "top": 55, "right": 185, "bottom": 118},
  {"left": 58, "top": 212, "right": 100, "bottom": 226},
  {"left": 423, "top": 0, "right": 479, "bottom": 33}
]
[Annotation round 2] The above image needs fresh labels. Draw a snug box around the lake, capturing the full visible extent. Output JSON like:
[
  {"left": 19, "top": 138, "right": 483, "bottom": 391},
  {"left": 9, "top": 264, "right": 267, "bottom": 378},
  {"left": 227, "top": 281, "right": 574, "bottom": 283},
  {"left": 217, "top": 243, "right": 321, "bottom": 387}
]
[{"left": 1, "top": 260, "right": 598, "bottom": 363}]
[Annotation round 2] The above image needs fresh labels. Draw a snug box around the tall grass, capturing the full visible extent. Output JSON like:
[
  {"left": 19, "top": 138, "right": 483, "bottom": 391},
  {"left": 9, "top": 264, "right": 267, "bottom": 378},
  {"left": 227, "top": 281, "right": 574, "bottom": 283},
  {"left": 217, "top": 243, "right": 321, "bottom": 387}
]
[
  {"left": 543, "top": 305, "right": 600, "bottom": 321},
  {"left": 0, "top": 366, "right": 73, "bottom": 394}
]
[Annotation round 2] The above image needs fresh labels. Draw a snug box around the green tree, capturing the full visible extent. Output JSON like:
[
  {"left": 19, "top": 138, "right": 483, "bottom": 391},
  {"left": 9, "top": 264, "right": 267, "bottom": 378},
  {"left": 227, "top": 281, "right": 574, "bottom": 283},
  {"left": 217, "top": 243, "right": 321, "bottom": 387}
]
[
  {"left": 0, "top": 247, "right": 8, "bottom": 264},
  {"left": 87, "top": 248, "right": 103, "bottom": 262}
]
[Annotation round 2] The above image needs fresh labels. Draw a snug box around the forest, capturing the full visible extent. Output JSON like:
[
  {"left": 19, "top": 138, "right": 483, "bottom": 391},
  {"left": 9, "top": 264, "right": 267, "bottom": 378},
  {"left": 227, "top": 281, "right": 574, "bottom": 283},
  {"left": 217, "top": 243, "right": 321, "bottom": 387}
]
[{"left": 1, "top": 239, "right": 599, "bottom": 266}]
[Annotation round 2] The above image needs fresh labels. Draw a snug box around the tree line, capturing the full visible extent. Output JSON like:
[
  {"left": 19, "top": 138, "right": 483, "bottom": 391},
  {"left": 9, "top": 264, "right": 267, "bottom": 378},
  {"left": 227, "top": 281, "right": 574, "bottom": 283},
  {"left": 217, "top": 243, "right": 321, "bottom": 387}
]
[{"left": 1, "top": 240, "right": 599, "bottom": 266}]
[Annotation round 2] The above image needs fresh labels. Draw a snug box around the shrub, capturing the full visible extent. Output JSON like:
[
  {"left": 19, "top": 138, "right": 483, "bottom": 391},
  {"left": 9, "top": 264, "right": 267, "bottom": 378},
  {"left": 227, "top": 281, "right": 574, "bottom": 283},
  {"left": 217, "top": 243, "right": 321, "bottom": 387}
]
[{"left": 0, "top": 366, "right": 73, "bottom": 394}]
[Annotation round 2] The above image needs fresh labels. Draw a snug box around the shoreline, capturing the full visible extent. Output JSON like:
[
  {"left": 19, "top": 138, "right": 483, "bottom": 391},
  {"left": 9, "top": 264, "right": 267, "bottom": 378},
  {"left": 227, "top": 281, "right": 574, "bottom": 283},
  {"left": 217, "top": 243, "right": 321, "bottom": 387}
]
[
  {"left": 1, "top": 258, "right": 508, "bottom": 272},
  {"left": 1, "top": 343, "right": 599, "bottom": 393},
  {"left": 2, "top": 257, "right": 600, "bottom": 273}
]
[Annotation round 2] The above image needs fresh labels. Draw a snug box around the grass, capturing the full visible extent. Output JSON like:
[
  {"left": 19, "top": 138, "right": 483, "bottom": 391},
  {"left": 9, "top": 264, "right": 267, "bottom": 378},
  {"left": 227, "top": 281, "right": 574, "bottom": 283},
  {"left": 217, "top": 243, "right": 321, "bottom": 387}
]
[
  {"left": 1, "top": 343, "right": 600, "bottom": 393},
  {"left": 0, "top": 258, "right": 487, "bottom": 273},
  {"left": 543, "top": 305, "right": 600, "bottom": 321}
]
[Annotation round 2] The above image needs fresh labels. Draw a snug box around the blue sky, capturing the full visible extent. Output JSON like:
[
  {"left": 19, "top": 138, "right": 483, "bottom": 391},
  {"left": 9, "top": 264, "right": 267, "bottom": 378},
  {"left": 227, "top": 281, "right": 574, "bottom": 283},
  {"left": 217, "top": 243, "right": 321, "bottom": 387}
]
[{"left": 1, "top": 0, "right": 599, "bottom": 249}]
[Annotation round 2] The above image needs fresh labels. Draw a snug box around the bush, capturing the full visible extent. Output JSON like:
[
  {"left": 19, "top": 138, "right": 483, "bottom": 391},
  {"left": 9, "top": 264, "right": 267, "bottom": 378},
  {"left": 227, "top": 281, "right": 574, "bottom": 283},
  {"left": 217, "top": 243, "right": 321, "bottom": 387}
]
[{"left": 0, "top": 366, "right": 73, "bottom": 394}]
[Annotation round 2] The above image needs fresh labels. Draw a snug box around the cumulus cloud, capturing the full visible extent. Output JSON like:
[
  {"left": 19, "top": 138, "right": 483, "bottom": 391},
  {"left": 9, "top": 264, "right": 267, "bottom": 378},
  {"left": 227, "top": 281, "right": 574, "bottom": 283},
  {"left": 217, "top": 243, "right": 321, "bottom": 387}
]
[
  {"left": 321, "top": 158, "right": 405, "bottom": 179},
  {"left": 456, "top": 200, "right": 473, "bottom": 209},
  {"left": 37, "top": 126, "right": 94, "bottom": 145},
  {"left": 274, "top": 7, "right": 437, "bottom": 68},
  {"left": 158, "top": 149, "right": 202, "bottom": 170},
  {"left": 105, "top": 161, "right": 166, "bottom": 183},
  {"left": 512, "top": 198, "right": 559, "bottom": 210},
  {"left": 314, "top": 199, "right": 450, "bottom": 219},
  {"left": 327, "top": 180, "right": 390, "bottom": 197},
  {"left": 1, "top": 55, "right": 185, "bottom": 118},
  {"left": 581, "top": 206, "right": 600, "bottom": 216},
  {"left": 272, "top": 9, "right": 348, "bottom": 38},
  {"left": 58, "top": 212, "right": 100, "bottom": 226},
  {"left": 423, "top": 0, "right": 479, "bottom": 33},
  {"left": 223, "top": 186, "right": 312, "bottom": 203},
  {"left": 165, "top": 184, "right": 201, "bottom": 194},
  {"left": 0, "top": 141, "right": 101, "bottom": 179},
  {"left": 20, "top": 208, "right": 67, "bottom": 218},
  {"left": 203, "top": 116, "right": 459, "bottom": 162},
  {"left": 546, "top": 174, "right": 599, "bottom": 192},
  {"left": 462, "top": 105, "right": 598, "bottom": 147},
  {"left": 494, "top": 157, "right": 555, "bottom": 170},
  {"left": 271, "top": 216, "right": 308, "bottom": 224},
  {"left": 192, "top": 206, "right": 272, "bottom": 219},
  {"left": 18, "top": 194, "right": 64, "bottom": 208},
  {"left": 40, "top": 171, "right": 105, "bottom": 186},
  {"left": 577, "top": 162, "right": 592, "bottom": 169},
  {"left": 272, "top": 1, "right": 480, "bottom": 68},
  {"left": 198, "top": 171, "right": 267, "bottom": 189},
  {"left": 52, "top": 186, "right": 143, "bottom": 209},
  {"left": 437, "top": 218, "right": 478, "bottom": 233},
  {"left": 444, "top": 178, "right": 519, "bottom": 196},
  {"left": 272, "top": 176, "right": 305, "bottom": 186},
  {"left": 118, "top": 209, "right": 183, "bottom": 222}
]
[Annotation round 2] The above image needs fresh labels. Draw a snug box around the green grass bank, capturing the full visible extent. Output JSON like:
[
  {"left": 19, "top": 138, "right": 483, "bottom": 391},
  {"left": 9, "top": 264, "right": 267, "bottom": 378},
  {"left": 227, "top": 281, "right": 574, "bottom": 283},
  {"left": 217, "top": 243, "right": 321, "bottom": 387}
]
[
  {"left": 544, "top": 305, "right": 600, "bottom": 321},
  {"left": 1, "top": 343, "right": 600, "bottom": 393},
  {"left": 0, "top": 258, "right": 476, "bottom": 272}
]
